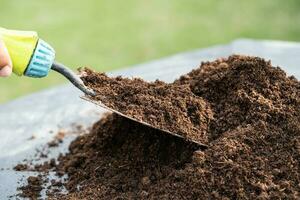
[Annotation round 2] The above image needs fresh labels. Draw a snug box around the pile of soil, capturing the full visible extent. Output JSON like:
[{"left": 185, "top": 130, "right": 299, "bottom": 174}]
[
  {"left": 16, "top": 55, "right": 300, "bottom": 199},
  {"left": 52, "top": 113, "right": 200, "bottom": 199}
]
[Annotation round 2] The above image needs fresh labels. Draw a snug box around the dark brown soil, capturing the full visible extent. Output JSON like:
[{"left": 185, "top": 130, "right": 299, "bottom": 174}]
[
  {"left": 16, "top": 55, "right": 300, "bottom": 199},
  {"left": 18, "top": 176, "right": 43, "bottom": 199},
  {"left": 53, "top": 113, "right": 201, "bottom": 199},
  {"left": 14, "top": 163, "right": 29, "bottom": 171},
  {"left": 81, "top": 69, "right": 213, "bottom": 145},
  {"left": 175, "top": 55, "right": 300, "bottom": 141}
]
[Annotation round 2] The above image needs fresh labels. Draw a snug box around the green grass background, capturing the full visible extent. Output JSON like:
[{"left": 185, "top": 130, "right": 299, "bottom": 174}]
[{"left": 0, "top": 0, "right": 300, "bottom": 103}]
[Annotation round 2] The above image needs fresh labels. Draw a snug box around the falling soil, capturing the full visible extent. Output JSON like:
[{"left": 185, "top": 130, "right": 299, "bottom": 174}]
[{"left": 16, "top": 55, "right": 300, "bottom": 199}]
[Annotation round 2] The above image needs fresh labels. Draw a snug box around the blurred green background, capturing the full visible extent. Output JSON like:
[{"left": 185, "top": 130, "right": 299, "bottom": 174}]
[{"left": 0, "top": 0, "right": 300, "bottom": 103}]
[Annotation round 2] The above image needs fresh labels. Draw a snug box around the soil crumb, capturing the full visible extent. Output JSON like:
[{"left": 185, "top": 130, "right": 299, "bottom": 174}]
[
  {"left": 14, "top": 164, "right": 29, "bottom": 171},
  {"left": 18, "top": 176, "right": 43, "bottom": 199},
  {"left": 16, "top": 55, "right": 300, "bottom": 199},
  {"left": 47, "top": 130, "right": 66, "bottom": 147},
  {"left": 81, "top": 69, "right": 213, "bottom": 145}
]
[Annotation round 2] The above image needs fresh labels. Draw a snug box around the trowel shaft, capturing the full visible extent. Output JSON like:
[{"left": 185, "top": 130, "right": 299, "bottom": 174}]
[{"left": 51, "top": 62, "right": 95, "bottom": 96}]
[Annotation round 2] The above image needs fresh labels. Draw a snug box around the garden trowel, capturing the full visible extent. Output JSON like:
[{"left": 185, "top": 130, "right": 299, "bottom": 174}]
[{"left": 1, "top": 27, "right": 206, "bottom": 148}]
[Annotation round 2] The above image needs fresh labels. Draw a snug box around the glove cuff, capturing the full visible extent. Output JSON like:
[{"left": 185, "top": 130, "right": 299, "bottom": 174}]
[{"left": 25, "top": 39, "right": 55, "bottom": 78}]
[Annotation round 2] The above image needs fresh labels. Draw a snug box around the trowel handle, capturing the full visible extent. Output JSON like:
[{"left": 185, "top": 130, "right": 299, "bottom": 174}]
[
  {"left": 51, "top": 62, "right": 96, "bottom": 96},
  {"left": 0, "top": 27, "right": 55, "bottom": 78}
]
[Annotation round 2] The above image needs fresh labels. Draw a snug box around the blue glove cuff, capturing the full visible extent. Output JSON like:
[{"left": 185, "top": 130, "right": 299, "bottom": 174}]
[{"left": 24, "top": 39, "right": 55, "bottom": 78}]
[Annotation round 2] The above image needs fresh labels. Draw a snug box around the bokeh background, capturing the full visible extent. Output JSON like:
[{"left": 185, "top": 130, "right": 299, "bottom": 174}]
[{"left": 0, "top": 0, "right": 299, "bottom": 103}]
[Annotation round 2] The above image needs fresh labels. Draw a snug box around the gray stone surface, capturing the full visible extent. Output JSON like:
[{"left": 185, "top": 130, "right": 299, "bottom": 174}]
[{"left": 0, "top": 39, "right": 300, "bottom": 198}]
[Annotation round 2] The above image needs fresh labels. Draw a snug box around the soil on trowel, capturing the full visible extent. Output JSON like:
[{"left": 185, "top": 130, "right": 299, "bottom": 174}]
[
  {"left": 81, "top": 69, "right": 213, "bottom": 145},
  {"left": 15, "top": 55, "right": 300, "bottom": 199}
]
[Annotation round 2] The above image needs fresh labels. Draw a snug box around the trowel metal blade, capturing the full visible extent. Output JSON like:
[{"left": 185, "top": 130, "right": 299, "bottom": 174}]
[{"left": 81, "top": 96, "right": 207, "bottom": 148}]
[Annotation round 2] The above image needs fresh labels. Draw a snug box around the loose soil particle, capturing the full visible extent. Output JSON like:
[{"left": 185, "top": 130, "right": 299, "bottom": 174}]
[
  {"left": 14, "top": 164, "right": 29, "bottom": 171},
  {"left": 18, "top": 176, "right": 43, "bottom": 199},
  {"left": 16, "top": 55, "right": 300, "bottom": 199}
]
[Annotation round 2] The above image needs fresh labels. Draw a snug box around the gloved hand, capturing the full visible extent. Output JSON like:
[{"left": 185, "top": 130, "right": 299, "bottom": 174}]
[
  {"left": 0, "top": 38, "right": 12, "bottom": 77},
  {"left": 0, "top": 27, "right": 55, "bottom": 78}
]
